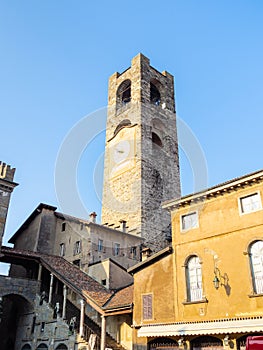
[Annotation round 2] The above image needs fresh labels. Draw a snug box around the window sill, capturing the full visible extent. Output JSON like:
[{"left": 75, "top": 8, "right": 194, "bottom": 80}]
[
  {"left": 182, "top": 297, "right": 208, "bottom": 305},
  {"left": 248, "top": 293, "right": 263, "bottom": 298}
]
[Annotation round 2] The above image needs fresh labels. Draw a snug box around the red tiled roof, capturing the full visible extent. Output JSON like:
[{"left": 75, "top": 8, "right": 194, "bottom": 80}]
[
  {"left": 104, "top": 284, "right": 133, "bottom": 310},
  {"left": 1, "top": 246, "right": 133, "bottom": 313},
  {"left": 41, "top": 254, "right": 114, "bottom": 307}
]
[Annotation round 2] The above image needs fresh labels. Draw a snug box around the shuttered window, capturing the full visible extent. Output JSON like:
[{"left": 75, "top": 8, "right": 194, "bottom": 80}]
[
  {"left": 73, "top": 241, "right": 81, "bottom": 255},
  {"left": 142, "top": 294, "right": 153, "bottom": 320},
  {"left": 186, "top": 256, "right": 203, "bottom": 302},
  {"left": 250, "top": 240, "right": 263, "bottom": 294}
]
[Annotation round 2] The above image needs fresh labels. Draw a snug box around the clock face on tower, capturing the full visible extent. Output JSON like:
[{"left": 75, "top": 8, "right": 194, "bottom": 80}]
[
  {"left": 108, "top": 125, "right": 136, "bottom": 178},
  {"left": 113, "top": 140, "right": 130, "bottom": 164}
]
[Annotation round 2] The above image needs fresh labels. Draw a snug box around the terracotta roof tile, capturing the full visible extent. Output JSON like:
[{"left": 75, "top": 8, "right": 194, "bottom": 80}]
[
  {"left": 1, "top": 246, "right": 134, "bottom": 312},
  {"left": 41, "top": 254, "right": 114, "bottom": 307},
  {"left": 1, "top": 246, "right": 113, "bottom": 307},
  {"left": 105, "top": 284, "right": 133, "bottom": 309}
]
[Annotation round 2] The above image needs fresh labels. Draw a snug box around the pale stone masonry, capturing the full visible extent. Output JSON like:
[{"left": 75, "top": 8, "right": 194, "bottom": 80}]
[
  {"left": 102, "top": 53, "right": 181, "bottom": 251},
  {"left": 0, "top": 162, "right": 18, "bottom": 250}
]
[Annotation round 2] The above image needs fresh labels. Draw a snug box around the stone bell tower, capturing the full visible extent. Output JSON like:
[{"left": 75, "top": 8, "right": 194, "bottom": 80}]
[
  {"left": 0, "top": 162, "right": 18, "bottom": 251},
  {"left": 101, "top": 54, "right": 181, "bottom": 251}
]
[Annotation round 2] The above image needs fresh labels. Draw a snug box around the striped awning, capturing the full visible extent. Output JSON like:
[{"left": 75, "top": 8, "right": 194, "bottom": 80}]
[{"left": 137, "top": 318, "right": 263, "bottom": 337}]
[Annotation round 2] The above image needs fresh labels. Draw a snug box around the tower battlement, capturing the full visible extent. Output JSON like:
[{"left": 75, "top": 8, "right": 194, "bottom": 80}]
[
  {"left": 0, "top": 161, "right": 18, "bottom": 250},
  {"left": 0, "top": 162, "right": 16, "bottom": 182}
]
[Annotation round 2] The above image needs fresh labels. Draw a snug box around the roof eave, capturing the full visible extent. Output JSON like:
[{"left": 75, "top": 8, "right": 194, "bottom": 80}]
[
  {"left": 163, "top": 169, "right": 263, "bottom": 211},
  {"left": 128, "top": 246, "right": 172, "bottom": 274}
]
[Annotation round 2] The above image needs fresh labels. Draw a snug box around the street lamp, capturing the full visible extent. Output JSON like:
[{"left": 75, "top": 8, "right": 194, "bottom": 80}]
[{"left": 213, "top": 274, "right": 220, "bottom": 289}]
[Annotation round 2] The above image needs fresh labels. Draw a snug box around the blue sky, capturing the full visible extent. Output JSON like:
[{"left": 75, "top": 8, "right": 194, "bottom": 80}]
[{"left": 1, "top": 0, "right": 263, "bottom": 248}]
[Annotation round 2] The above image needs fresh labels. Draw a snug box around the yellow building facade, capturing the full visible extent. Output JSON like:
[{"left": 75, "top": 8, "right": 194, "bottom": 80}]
[{"left": 130, "top": 170, "right": 263, "bottom": 350}]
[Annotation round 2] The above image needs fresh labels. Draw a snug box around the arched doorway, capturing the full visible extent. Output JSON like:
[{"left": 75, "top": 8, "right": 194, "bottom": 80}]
[
  {"left": 0, "top": 294, "right": 34, "bottom": 350},
  {"left": 148, "top": 337, "right": 179, "bottom": 350},
  {"left": 191, "top": 336, "right": 223, "bottom": 350}
]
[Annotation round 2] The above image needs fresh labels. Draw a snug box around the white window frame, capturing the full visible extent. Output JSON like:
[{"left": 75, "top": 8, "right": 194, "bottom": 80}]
[
  {"left": 113, "top": 243, "right": 120, "bottom": 256},
  {"left": 59, "top": 243, "right": 65, "bottom": 257},
  {"left": 186, "top": 256, "right": 203, "bottom": 302},
  {"left": 239, "top": 192, "right": 262, "bottom": 215},
  {"left": 74, "top": 241, "right": 81, "bottom": 255},
  {"left": 181, "top": 211, "right": 199, "bottom": 232},
  {"left": 98, "top": 239, "right": 103, "bottom": 252},
  {"left": 250, "top": 241, "right": 263, "bottom": 294}
]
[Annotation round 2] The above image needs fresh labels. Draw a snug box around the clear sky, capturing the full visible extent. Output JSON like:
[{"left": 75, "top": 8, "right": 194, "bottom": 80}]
[{"left": 1, "top": 1, "right": 263, "bottom": 250}]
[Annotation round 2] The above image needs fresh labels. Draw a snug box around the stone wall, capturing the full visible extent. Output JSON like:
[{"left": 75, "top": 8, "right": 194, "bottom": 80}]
[
  {"left": 0, "top": 275, "right": 40, "bottom": 302},
  {"left": 102, "top": 54, "right": 181, "bottom": 252},
  {"left": 0, "top": 161, "right": 17, "bottom": 248},
  {"left": 53, "top": 216, "right": 143, "bottom": 271}
]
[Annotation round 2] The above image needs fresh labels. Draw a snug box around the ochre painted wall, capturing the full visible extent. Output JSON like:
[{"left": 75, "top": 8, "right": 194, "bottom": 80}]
[
  {"left": 172, "top": 181, "right": 263, "bottom": 321},
  {"left": 133, "top": 253, "right": 175, "bottom": 326}
]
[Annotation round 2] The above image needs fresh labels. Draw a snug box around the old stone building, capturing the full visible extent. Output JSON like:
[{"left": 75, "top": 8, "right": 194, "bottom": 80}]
[
  {"left": 0, "top": 54, "right": 181, "bottom": 350},
  {"left": 129, "top": 170, "right": 263, "bottom": 350},
  {"left": 102, "top": 53, "right": 181, "bottom": 251},
  {"left": 9, "top": 203, "right": 143, "bottom": 272},
  {"left": 0, "top": 161, "right": 18, "bottom": 249},
  {"left": 3, "top": 53, "right": 262, "bottom": 350}
]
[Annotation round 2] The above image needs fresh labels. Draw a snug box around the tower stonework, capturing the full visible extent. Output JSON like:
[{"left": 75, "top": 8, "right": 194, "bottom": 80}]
[
  {"left": 101, "top": 54, "right": 181, "bottom": 251},
  {"left": 0, "top": 162, "right": 18, "bottom": 250}
]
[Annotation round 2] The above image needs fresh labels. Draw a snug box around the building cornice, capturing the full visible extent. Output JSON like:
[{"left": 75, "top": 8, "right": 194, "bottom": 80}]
[{"left": 163, "top": 169, "right": 263, "bottom": 211}]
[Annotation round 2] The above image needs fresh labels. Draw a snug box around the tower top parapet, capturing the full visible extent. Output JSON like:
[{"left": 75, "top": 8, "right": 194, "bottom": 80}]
[{"left": 0, "top": 161, "right": 16, "bottom": 182}]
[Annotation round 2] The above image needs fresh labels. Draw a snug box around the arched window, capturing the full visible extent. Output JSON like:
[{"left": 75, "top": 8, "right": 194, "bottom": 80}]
[
  {"left": 152, "top": 132, "right": 163, "bottom": 147},
  {"left": 148, "top": 337, "right": 179, "bottom": 350},
  {"left": 150, "top": 82, "right": 161, "bottom": 105},
  {"left": 55, "top": 344, "right": 68, "bottom": 350},
  {"left": 117, "top": 80, "right": 131, "bottom": 107},
  {"left": 36, "top": 344, "right": 48, "bottom": 350},
  {"left": 249, "top": 240, "right": 263, "bottom": 294},
  {"left": 186, "top": 256, "right": 203, "bottom": 301},
  {"left": 21, "top": 345, "right": 32, "bottom": 350},
  {"left": 191, "top": 336, "right": 223, "bottom": 349}
]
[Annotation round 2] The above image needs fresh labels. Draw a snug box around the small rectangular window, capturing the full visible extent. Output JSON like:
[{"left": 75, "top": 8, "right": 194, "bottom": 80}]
[
  {"left": 181, "top": 212, "right": 198, "bottom": 231},
  {"left": 59, "top": 243, "right": 65, "bottom": 256},
  {"left": 74, "top": 241, "right": 81, "bottom": 255},
  {"left": 240, "top": 193, "right": 262, "bottom": 214},
  {"left": 130, "top": 246, "right": 137, "bottom": 259},
  {"left": 113, "top": 243, "right": 120, "bottom": 256},
  {"left": 142, "top": 294, "right": 153, "bottom": 320},
  {"left": 98, "top": 239, "right": 103, "bottom": 252},
  {"left": 61, "top": 222, "right": 66, "bottom": 232}
]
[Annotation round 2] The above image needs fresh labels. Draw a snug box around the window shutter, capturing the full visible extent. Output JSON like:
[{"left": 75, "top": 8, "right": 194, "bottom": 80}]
[{"left": 143, "top": 294, "right": 152, "bottom": 320}]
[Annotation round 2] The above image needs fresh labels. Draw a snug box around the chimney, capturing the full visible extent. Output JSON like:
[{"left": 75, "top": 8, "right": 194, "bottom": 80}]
[
  {"left": 89, "top": 212, "right": 97, "bottom": 223},
  {"left": 141, "top": 247, "right": 152, "bottom": 261},
  {"left": 119, "top": 220, "right": 127, "bottom": 233}
]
